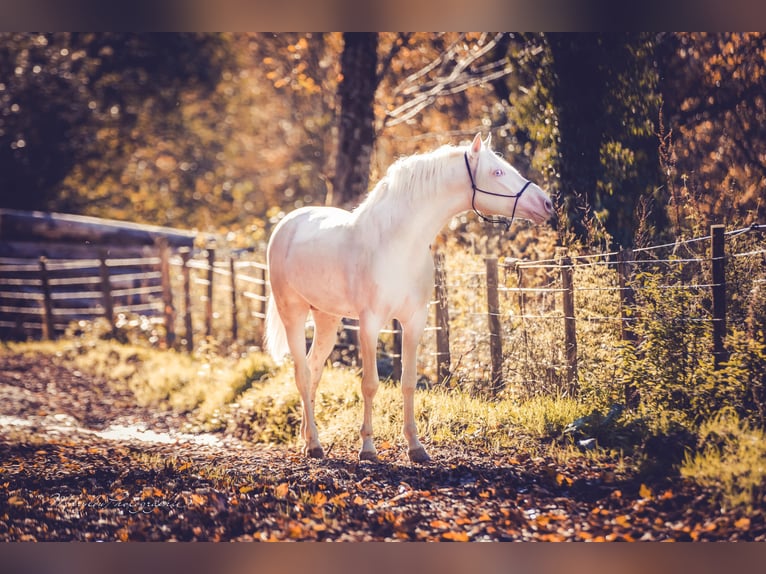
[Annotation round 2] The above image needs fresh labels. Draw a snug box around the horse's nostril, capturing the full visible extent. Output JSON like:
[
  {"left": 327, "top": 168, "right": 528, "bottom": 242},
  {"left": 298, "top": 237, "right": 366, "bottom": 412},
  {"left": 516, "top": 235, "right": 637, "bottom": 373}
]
[{"left": 544, "top": 199, "right": 554, "bottom": 213}]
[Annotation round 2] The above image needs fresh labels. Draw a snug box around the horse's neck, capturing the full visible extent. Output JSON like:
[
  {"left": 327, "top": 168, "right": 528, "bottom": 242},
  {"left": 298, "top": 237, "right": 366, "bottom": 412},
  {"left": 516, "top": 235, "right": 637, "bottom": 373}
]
[{"left": 354, "top": 156, "right": 469, "bottom": 249}]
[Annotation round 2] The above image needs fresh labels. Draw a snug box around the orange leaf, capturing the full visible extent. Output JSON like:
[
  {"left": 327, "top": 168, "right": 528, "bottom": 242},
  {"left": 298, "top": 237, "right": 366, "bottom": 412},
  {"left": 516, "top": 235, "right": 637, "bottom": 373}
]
[
  {"left": 441, "top": 531, "right": 469, "bottom": 542},
  {"left": 614, "top": 514, "right": 631, "bottom": 527},
  {"left": 190, "top": 493, "right": 206, "bottom": 506},
  {"left": 430, "top": 519, "right": 450, "bottom": 530},
  {"left": 556, "top": 473, "right": 573, "bottom": 487},
  {"left": 274, "top": 482, "right": 290, "bottom": 499},
  {"left": 311, "top": 492, "right": 328, "bottom": 506},
  {"left": 141, "top": 487, "right": 163, "bottom": 499},
  {"left": 239, "top": 485, "right": 255, "bottom": 494},
  {"left": 639, "top": 483, "right": 653, "bottom": 499},
  {"left": 735, "top": 517, "right": 751, "bottom": 530},
  {"left": 287, "top": 522, "right": 304, "bottom": 539}
]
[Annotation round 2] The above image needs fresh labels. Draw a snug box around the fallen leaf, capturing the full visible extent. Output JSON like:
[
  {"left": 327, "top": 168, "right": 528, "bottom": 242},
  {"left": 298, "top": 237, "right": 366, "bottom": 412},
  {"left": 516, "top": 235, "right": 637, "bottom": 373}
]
[
  {"left": 239, "top": 485, "right": 255, "bottom": 494},
  {"left": 441, "top": 531, "right": 469, "bottom": 542},
  {"left": 430, "top": 519, "right": 450, "bottom": 529},
  {"left": 310, "top": 491, "right": 327, "bottom": 506},
  {"left": 639, "top": 483, "right": 653, "bottom": 499},
  {"left": 556, "top": 473, "right": 573, "bottom": 487},
  {"left": 274, "top": 482, "right": 290, "bottom": 500},
  {"left": 734, "top": 517, "right": 751, "bottom": 530},
  {"left": 190, "top": 493, "right": 206, "bottom": 506}
]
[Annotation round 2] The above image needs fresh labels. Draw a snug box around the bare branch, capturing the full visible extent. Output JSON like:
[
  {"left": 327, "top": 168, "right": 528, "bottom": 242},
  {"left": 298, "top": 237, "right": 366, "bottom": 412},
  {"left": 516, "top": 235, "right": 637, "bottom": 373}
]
[{"left": 383, "top": 33, "right": 513, "bottom": 129}]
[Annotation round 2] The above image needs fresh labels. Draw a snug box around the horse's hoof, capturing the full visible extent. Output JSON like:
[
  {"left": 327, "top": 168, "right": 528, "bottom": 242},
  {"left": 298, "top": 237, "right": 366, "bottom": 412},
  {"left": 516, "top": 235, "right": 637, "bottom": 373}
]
[
  {"left": 359, "top": 450, "right": 380, "bottom": 463},
  {"left": 408, "top": 447, "right": 431, "bottom": 463},
  {"left": 306, "top": 446, "right": 325, "bottom": 459}
]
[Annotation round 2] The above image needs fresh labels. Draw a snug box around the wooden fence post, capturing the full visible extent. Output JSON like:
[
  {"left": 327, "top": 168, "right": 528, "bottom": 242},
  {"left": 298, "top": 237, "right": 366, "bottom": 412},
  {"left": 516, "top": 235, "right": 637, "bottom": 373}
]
[
  {"left": 229, "top": 255, "right": 239, "bottom": 342},
  {"left": 433, "top": 249, "right": 451, "bottom": 384},
  {"left": 38, "top": 256, "right": 55, "bottom": 340},
  {"left": 711, "top": 224, "right": 728, "bottom": 368},
  {"left": 99, "top": 249, "right": 115, "bottom": 337},
  {"left": 617, "top": 248, "right": 639, "bottom": 408},
  {"left": 157, "top": 238, "right": 176, "bottom": 348},
  {"left": 392, "top": 319, "right": 402, "bottom": 381},
  {"left": 205, "top": 247, "right": 215, "bottom": 338},
  {"left": 258, "top": 265, "right": 267, "bottom": 327},
  {"left": 557, "top": 248, "right": 578, "bottom": 396},
  {"left": 485, "top": 257, "right": 504, "bottom": 394},
  {"left": 180, "top": 247, "right": 194, "bottom": 352}
]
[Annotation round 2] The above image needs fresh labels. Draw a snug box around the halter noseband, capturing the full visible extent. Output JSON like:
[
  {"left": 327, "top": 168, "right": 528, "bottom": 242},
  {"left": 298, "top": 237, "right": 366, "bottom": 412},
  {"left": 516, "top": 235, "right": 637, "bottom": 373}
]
[{"left": 464, "top": 151, "right": 532, "bottom": 230}]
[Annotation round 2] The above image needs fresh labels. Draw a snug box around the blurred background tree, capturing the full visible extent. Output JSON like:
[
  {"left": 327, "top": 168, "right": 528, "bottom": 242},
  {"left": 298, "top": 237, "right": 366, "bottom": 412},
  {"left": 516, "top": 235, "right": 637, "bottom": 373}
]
[{"left": 1, "top": 32, "right": 763, "bottom": 246}]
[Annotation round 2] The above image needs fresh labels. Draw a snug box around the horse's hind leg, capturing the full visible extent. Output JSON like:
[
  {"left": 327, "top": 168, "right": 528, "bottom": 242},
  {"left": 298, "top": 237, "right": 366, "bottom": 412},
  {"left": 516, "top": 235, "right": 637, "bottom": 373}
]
[
  {"left": 281, "top": 304, "right": 324, "bottom": 458},
  {"left": 358, "top": 313, "right": 383, "bottom": 462},
  {"left": 305, "top": 310, "right": 340, "bottom": 436}
]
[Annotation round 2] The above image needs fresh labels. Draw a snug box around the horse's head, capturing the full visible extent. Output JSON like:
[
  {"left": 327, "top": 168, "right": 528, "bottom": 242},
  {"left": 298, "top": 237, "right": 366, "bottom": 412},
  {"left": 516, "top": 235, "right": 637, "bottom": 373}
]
[{"left": 464, "top": 133, "right": 554, "bottom": 226}]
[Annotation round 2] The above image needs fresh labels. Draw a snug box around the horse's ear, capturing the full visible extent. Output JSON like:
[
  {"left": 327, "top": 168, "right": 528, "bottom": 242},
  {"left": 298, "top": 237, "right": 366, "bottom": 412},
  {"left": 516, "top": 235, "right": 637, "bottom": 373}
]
[
  {"left": 470, "top": 133, "right": 483, "bottom": 156},
  {"left": 483, "top": 133, "right": 492, "bottom": 148}
]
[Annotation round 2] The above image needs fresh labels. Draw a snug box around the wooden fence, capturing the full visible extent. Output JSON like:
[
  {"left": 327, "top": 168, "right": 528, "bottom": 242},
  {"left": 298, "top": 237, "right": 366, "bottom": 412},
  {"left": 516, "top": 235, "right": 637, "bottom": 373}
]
[{"left": 2, "top": 222, "right": 764, "bottom": 399}]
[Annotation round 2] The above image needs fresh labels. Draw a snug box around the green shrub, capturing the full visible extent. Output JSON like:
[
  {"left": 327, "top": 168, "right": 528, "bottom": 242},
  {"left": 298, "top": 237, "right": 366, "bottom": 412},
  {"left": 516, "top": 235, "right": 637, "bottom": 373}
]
[{"left": 681, "top": 408, "right": 766, "bottom": 510}]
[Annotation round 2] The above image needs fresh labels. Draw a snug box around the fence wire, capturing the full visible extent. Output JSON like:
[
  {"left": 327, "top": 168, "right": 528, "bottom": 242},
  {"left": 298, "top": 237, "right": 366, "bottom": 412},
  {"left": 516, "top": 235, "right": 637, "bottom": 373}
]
[{"left": 2, "top": 223, "right": 764, "bottom": 396}]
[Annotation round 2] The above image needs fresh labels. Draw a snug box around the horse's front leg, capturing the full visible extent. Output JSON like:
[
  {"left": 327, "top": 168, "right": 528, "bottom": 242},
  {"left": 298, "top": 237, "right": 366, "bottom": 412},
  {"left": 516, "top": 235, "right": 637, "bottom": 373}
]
[
  {"left": 358, "top": 313, "right": 383, "bottom": 462},
  {"left": 401, "top": 309, "right": 430, "bottom": 463}
]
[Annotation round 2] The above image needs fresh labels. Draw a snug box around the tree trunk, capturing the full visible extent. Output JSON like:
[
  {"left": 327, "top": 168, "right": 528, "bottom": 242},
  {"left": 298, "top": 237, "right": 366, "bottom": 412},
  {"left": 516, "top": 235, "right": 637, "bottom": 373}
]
[
  {"left": 332, "top": 33, "right": 379, "bottom": 207},
  {"left": 547, "top": 33, "right": 606, "bottom": 240}
]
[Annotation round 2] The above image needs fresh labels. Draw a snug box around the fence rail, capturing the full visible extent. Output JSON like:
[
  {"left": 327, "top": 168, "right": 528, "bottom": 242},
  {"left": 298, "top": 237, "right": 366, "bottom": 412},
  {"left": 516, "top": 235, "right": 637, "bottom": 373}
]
[{"left": 2, "top": 223, "right": 764, "bottom": 399}]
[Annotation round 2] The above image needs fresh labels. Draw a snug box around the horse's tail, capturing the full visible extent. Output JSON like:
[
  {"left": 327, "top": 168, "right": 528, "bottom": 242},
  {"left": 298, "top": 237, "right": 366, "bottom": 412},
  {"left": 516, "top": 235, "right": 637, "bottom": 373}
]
[{"left": 264, "top": 295, "right": 290, "bottom": 364}]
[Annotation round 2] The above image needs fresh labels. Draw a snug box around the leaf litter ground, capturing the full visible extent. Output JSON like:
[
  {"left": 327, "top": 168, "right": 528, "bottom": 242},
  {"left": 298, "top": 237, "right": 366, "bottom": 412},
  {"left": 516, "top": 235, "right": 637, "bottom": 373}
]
[{"left": 0, "top": 352, "right": 762, "bottom": 541}]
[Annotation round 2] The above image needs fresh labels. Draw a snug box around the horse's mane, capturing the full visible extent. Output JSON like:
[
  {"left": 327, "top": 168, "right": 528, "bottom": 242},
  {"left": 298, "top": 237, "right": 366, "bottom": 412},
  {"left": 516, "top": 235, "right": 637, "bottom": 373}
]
[{"left": 353, "top": 144, "right": 464, "bottom": 216}]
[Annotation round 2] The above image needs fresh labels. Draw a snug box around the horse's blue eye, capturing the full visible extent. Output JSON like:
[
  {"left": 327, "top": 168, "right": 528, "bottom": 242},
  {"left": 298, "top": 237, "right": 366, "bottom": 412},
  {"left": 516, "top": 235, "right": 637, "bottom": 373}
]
[{"left": 493, "top": 169, "right": 504, "bottom": 177}]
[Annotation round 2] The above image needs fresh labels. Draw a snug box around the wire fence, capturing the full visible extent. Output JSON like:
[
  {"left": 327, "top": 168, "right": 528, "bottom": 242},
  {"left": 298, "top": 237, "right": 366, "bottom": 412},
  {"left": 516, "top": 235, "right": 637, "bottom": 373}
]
[{"left": 2, "top": 224, "right": 764, "bottom": 399}]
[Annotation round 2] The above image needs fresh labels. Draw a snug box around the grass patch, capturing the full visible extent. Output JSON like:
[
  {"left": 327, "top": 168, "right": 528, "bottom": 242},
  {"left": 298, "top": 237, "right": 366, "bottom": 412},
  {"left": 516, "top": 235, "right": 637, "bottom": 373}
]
[
  {"left": 3, "top": 339, "right": 587, "bottom": 456},
  {"left": 681, "top": 408, "right": 766, "bottom": 511},
  {"left": 7, "top": 337, "right": 766, "bottom": 511}
]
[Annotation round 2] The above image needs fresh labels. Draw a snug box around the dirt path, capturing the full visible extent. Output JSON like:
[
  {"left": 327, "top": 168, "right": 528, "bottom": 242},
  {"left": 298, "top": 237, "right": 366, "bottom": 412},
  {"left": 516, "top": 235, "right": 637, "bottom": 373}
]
[{"left": 0, "top": 351, "right": 762, "bottom": 541}]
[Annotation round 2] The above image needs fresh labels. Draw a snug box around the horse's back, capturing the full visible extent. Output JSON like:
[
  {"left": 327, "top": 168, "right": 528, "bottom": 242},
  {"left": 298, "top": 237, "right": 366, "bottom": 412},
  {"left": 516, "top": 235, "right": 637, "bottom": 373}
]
[
  {"left": 267, "top": 206, "right": 360, "bottom": 317},
  {"left": 268, "top": 206, "right": 352, "bottom": 263}
]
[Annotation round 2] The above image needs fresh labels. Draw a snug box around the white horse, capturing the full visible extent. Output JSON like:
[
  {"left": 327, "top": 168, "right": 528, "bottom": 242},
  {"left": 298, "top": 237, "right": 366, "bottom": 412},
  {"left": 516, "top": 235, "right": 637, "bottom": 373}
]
[{"left": 265, "top": 133, "right": 554, "bottom": 463}]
